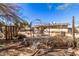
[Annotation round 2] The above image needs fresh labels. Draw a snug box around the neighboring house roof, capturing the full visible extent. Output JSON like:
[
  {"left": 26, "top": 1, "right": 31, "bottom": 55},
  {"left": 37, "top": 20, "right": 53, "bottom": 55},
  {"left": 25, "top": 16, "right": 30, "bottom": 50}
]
[{"left": 33, "top": 23, "right": 70, "bottom": 28}]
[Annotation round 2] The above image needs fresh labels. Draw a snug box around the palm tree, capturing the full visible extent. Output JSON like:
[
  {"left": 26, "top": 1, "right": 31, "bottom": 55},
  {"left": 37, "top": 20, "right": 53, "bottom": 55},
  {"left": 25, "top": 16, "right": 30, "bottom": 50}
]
[
  {"left": 35, "top": 19, "right": 41, "bottom": 24},
  {"left": 35, "top": 19, "right": 43, "bottom": 34},
  {"left": 0, "top": 3, "right": 25, "bottom": 26},
  {"left": 20, "top": 20, "right": 30, "bottom": 28},
  {"left": 0, "top": 3, "right": 30, "bottom": 40}
]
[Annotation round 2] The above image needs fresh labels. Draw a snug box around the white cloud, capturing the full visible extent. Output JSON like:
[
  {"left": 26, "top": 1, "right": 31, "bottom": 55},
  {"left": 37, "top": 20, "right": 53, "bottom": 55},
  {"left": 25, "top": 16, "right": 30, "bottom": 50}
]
[{"left": 56, "top": 3, "right": 70, "bottom": 10}]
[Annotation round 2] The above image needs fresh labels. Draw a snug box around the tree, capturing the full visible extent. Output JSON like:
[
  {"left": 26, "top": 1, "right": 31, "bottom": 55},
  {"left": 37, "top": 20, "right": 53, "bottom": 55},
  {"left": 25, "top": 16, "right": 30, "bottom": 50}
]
[{"left": 0, "top": 3, "right": 27, "bottom": 26}]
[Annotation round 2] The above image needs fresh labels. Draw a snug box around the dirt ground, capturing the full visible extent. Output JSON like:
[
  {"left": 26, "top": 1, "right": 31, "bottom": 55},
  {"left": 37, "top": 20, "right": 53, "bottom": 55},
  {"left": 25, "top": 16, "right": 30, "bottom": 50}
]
[
  {"left": 0, "top": 40, "right": 79, "bottom": 56},
  {"left": 0, "top": 35, "right": 79, "bottom": 56},
  {"left": 0, "top": 46, "right": 79, "bottom": 56}
]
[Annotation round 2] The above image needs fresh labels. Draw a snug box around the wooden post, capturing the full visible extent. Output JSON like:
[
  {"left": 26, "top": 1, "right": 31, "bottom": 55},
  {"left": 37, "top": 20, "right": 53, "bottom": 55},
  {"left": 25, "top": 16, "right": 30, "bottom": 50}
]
[
  {"left": 49, "top": 23, "right": 50, "bottom": 36},
  {"left": 5, "top": 26, "right": 7, "bottom": 40},
  {"left": 72, "top": 16, "right": 75, "bottom": 40},
  {"left": 33, "top": 28, "right": 34, "bottom": 37},
  {"left": 72, "top": 16, "right": 76, "bottom": 48}
]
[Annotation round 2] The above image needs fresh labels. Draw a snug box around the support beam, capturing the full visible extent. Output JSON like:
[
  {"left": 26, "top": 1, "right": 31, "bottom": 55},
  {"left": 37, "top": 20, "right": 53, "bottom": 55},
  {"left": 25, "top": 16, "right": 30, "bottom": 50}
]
[
  {"left": 72, "top": 16, "right": 76, "bottom": 48},
  {"left": 72, "top": 16, "right": 75, "bottom": 40}
]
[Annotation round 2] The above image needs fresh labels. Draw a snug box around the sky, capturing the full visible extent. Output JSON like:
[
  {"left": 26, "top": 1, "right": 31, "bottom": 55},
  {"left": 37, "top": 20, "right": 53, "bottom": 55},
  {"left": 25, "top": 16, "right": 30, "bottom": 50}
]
[{"left": 17, "top": 3, "right": 79, "bottom": 27}]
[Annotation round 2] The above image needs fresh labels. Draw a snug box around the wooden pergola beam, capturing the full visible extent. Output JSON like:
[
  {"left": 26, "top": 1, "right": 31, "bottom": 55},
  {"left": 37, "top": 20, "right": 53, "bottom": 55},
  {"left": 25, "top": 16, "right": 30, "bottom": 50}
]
[{"left": 72, "top": 16, "right": 76, "bottom": 48}]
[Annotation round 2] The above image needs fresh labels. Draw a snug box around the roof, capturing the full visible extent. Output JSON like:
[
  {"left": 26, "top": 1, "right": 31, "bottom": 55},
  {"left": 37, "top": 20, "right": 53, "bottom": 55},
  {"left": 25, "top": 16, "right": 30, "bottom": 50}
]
[{"left": 33, "top": 23, "right": 70, "bottom": 28}]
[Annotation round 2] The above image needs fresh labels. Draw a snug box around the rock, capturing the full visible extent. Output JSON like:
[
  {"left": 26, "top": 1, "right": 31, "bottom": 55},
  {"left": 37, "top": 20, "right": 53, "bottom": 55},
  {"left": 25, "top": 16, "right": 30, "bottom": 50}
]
[
  {"left": 19, "top": 53, "right": 24, "bottom": 56},
  {"left": 74, "top": 49, "right": 79, "bottom": 56},
  {"left": 7, "top": 49, "right": 20, "bottom": 56},
  {"left": 67, "top": 48, "right": 74, "bottom": 53},
  {"left": 66, "top": 48, "right": 75, "bottom": 56}
]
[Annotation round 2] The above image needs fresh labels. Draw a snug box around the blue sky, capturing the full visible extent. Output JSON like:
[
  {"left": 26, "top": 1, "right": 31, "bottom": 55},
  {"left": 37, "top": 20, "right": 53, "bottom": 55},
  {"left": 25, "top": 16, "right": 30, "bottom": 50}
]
[{"left": 17, "top": 3, "right": 79, "bottom": 27}]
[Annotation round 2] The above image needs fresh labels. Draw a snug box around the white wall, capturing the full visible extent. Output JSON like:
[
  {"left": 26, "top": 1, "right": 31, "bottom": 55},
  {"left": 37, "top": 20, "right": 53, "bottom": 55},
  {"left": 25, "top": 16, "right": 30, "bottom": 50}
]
[{"left": 44, "top": 28, "right": 68, "bottom": 32}]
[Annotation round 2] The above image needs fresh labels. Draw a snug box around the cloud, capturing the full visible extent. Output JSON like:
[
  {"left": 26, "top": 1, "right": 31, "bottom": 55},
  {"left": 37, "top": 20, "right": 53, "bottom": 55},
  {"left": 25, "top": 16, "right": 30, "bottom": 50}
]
[
  {"left": 47, "top": 3, "right": 52, "bottom": 10},
  {"left": 56, "top": 4, "right": 70, "bottom": 10},
  {"left": 48, "top": 5, "right": 52, "bottom": 10}
]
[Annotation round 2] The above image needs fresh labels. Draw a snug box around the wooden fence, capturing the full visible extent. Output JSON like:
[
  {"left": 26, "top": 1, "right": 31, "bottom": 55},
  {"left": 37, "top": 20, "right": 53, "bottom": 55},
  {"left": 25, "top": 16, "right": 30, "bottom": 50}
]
[{"left": 5, "top": 26, "right": 18, "bottom": 40}]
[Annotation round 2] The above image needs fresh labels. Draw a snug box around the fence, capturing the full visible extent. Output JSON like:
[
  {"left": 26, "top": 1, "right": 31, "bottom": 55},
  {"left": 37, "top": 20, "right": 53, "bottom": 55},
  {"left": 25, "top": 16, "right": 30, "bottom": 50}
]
[{"left": 5, "top": 26, "right": 18, "bottom": 40}]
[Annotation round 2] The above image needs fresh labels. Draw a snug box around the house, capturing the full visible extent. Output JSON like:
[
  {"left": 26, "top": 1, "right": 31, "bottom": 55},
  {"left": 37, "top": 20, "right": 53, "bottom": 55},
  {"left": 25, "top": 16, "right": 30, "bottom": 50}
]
[
  {"left": 75, "top": 26, "right": 79, "bottom": 33},
  {"left": 33, "top": 23, "right": 70, "bottom": 36}
]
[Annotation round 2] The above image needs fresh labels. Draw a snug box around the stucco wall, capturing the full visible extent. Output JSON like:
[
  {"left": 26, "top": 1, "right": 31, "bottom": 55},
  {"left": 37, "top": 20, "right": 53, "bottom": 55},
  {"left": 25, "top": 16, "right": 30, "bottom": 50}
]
[{"left": 44, "top": 28, "right": 68, "bottom": 33}]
